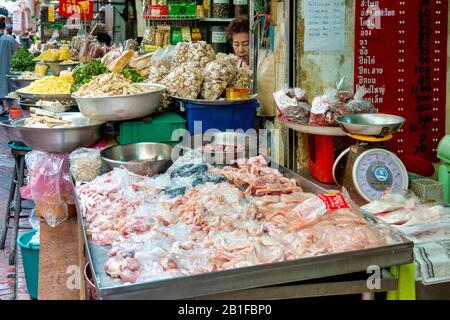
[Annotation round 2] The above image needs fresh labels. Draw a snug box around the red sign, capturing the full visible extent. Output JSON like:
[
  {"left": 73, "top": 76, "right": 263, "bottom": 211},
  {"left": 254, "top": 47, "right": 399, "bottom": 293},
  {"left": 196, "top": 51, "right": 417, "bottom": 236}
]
[
  {"left": 355, "top": 0, "right": 448, "bottom": 162},
  {"left": 59, "top": 0, "right": 94, "bottom": 19}
]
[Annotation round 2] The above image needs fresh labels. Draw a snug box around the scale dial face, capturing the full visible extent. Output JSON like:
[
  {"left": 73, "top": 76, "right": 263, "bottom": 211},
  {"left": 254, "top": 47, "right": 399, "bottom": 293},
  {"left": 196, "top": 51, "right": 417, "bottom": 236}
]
[{"left": 352, "top": 148, "right": 408, "bottom": 202}]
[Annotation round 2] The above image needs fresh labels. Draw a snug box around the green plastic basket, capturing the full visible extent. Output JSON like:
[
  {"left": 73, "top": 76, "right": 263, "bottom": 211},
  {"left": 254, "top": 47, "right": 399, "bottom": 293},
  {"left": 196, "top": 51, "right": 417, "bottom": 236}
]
[
  {"left": 17, "top": 230, "right": 39, "bottom": 300},
  {"left": 118, "top": 112, "right": 186, "bottom": 145}
]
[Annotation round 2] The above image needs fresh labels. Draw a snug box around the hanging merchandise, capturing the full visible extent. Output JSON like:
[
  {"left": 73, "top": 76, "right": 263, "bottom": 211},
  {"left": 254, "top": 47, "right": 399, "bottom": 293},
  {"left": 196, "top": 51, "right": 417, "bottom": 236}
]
[
  {"left": 233, "top": 0, "right": 248, "bottom": 17},
  {"left": 13, "top": 8, "right": 24, "bottom": 35},
  {"left": 23, "top": 5, "right": 32, "bottom": 32},
  {"left": 257, "top": 49, "right": 276, "bottom": 116},
  {"left": 171, "top": 27, "right": 183, "bottom": 44},
  {"left": 191, "top": 27, "right": 202, "bottom": 42},
  {"left": 209, "top": 25, "right": 227, "bottom": 53},
  {"left": 104, "top": 4, "right": 114, "bottom": 38},
  {"left": 212, "top": 0, "right": 230, "bottom": 18}
]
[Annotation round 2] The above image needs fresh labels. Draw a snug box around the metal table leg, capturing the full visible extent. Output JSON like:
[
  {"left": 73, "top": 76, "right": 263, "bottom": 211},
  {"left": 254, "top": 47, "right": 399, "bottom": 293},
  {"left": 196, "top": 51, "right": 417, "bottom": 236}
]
[
  {"left": 9, "top": 155, "right": 24, "bottom": 265},
  {"left": 0, "top": 154, "right": 17, "bottom": 249}
]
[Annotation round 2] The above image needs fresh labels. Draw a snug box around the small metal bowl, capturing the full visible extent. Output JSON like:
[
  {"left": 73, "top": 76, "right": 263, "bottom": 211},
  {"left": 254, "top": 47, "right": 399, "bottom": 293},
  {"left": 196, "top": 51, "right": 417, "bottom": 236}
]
[
  {"left": 101, "top": 143, "right": 174, "bottom": 176},
  {"left": 336, "top": 114, "right": 406, "bottom": 137}
]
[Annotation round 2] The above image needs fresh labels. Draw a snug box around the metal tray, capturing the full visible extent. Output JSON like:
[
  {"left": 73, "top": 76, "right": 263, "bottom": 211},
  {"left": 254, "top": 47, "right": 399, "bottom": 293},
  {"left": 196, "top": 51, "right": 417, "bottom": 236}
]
[
  {"left": 75, "top": 161, "right": 413, "bottom": 300},
  {"left": 281, "top": 119, "right": 347, "bottom": 136}
]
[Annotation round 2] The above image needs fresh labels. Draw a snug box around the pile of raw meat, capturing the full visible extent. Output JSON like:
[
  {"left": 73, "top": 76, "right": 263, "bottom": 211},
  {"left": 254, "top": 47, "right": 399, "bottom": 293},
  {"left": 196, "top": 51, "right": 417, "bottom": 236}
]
[{"left": 77, "top": 154, "right": 390, "bottom": 284}]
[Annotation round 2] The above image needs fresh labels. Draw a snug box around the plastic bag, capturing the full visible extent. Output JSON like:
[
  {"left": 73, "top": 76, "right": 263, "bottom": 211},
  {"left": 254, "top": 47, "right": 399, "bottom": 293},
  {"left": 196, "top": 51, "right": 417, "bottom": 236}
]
[
  {"left": 187, "top": 42, "right": 216, "bottom": 68},
  {"left": 70, "top": 148, "right": 102, "bottom": 183},
  {"left": 151, "top": 45, "right": 175, "bottom": 67},
  {"left": 28, "top": 209, "right": 41, "bottom": 231},
  {"left": 347, "top": 85, "right": 377, "bottom": 114},
  {"left": 201, "top": 55, "right": 237, "bottom": 100},
  {"left": 25, "top": 151, "right": 75, "bottom": 227},
  {"left": 273, "top": 88, "right": 311, "bottom": 124},
  {"left": 171, "top": 42, "right": 190, "bottom": 69},
  {"left": 257, "top": 49, "right": 276, "bottom": 116},
  {"left": 162, "top": 64, "right": 203, "bottom": 99},
  {"left": 309, "top": 94, "right": 330, "bottom": 126}
]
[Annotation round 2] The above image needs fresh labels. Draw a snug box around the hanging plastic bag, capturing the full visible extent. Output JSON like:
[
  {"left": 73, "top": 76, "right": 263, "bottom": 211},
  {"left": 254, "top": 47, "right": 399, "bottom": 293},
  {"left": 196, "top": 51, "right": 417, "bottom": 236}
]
[
  {"left": 25, "top": 151, "right": 75, "bottom": 227},
  {"left": 347, "top": 85, "right": 377, "bottom": 114}
]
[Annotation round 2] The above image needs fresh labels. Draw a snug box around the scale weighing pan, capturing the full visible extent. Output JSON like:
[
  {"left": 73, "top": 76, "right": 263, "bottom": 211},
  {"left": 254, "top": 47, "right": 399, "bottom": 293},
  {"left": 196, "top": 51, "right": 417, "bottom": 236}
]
[{"left": 336, "top": 114, "right": 405, "bottom": 137}]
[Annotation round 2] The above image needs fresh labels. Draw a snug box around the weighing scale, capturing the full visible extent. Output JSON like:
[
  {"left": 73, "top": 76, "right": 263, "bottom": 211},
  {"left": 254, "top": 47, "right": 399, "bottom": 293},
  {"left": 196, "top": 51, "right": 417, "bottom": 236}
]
[{"left": 334, "top": 114, "right": 408, "bottom": 204}]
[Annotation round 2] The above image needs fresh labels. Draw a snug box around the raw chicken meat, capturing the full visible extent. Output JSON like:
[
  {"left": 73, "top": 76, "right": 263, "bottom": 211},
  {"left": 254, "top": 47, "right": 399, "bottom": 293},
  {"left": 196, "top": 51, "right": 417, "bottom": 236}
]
[{"left": 76, "top": 155, "right": 389, "bottom": 284}]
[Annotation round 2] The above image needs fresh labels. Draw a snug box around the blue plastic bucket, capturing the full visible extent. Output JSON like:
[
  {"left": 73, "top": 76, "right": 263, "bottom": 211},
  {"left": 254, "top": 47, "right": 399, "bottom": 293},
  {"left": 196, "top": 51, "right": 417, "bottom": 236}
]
[
  {"left": 183, "top": 100, "right": 259, "bottom": 134},
  {"left": 17, "top": 230, "right": 39, "bottom": 300}
]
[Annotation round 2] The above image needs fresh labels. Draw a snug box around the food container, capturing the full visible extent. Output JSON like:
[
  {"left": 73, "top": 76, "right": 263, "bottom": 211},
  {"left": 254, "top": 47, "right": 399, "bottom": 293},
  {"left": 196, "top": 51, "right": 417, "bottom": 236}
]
[
  {"left": 73, "top": 83, "right": 166, "bottom": 122},
  {"left": 150, "top": 5, "right": 169, "bottom": 17},
  {"left": 232, "top": 0, "right": 248, "bottom": 17},
  {"left": 101, "top": 142, "right": 174, "bottom": 176},
  {"left": 212, "top": 0, "right": 230, "bottom": 18},
  {"left": 10, "top": 112, "right": 105, "bottom": 153},
  {"left": 410, "top": 179, "right": 443, "bottom": 203},
  {"left": 209, "top": 25, "right": 227, "bottom": 53},
  {"left": 226, "top": 87, "right": 250, "bottom": 100}
]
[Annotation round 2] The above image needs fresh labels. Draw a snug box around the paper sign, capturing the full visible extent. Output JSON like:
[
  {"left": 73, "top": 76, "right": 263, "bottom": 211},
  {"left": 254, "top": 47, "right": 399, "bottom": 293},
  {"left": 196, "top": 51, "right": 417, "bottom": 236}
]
[{"left": 304, "top": 0, "right": 346, "bottom": 51}]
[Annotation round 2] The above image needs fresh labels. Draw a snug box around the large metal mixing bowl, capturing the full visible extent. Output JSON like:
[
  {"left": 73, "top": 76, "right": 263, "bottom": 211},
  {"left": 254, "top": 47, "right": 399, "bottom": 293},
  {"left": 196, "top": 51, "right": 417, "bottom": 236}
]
[
  {"left": 73, "top": 83, "right": 166, "bottom": 121},
  {"left": 336, "top": 114, "right": 405, "bottom": 137},
  {"left": 0, "top": 119, "right": 22, "bottom": 141},
  {"left": 101, "top": 143, "right": 174, "bottom": 176},
  {"left": 11, "top": 112, "right": 105, "bottom": 153}
]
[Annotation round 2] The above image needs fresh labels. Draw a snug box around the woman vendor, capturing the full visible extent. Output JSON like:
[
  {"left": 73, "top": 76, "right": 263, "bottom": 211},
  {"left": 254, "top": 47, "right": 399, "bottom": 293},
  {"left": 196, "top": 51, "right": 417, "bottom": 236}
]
[{"left": 226, "top": 16, "right": 250, "bottom": 70}]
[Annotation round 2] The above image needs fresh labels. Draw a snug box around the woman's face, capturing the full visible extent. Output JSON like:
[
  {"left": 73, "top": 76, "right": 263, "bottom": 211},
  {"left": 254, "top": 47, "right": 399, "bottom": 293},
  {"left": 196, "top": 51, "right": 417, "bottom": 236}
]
[{"left": 232, "top": 32, "right": 249, "bottom": 64}]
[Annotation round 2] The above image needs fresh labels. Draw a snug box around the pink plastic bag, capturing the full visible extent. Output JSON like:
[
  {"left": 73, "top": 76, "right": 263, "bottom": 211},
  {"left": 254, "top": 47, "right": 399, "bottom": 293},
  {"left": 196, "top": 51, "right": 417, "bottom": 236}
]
[{"left": 25, "top": 151, "right": 75, "bottom": 227}]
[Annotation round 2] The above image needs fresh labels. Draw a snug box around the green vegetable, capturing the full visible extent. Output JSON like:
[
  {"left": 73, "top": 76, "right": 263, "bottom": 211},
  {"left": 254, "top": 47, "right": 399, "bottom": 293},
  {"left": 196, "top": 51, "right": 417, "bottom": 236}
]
[
  {"left": 121, "top": 68, "right": 146, "bottom": 83},
  {"left": 11, "top": 46, "right": 36, "bottom": 72},
  {"left": 71, "top": 60, "right": 109, "bottom": 92}
]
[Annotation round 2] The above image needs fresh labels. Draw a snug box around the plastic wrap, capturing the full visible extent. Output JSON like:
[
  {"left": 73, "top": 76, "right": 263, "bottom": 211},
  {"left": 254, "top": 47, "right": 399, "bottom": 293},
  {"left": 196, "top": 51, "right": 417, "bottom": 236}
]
[
  {"left": 274, "top": 88, "right": 311, "bottom": 124},
  {"left": 162, "top": 64, "right": 203, "bottom": 99},
  {"left": 187, "top": 42, "right": 216, "bottom": 68},
  {"left": 171, "top": 42, "right": 190, "bottom": 69},
  {"left": 70, "top": 148, "right": 102, "bottom": 183},
  {"left": 347, "top": 85, "right": 377, "bottom": 114},
  {"left": 309, "top": 94, "right": 330, "bottom": 126},
  {"left": 201, "top": 54, "right": 238, "bottom": 100},
  {"left": 231, "top": 68, "right": 251, "bottom": 88},
  {"left": 25, "top": 151, "right": 75, "bottom": 227}
]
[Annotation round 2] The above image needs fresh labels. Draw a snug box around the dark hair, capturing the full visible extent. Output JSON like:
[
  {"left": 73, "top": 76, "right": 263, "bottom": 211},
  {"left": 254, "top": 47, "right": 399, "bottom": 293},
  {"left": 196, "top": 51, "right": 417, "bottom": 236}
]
[
  {"left": 226, "top": 16, "right": 249, "bottom": 42},
  {"left": 97, "top": 32, "right": 112, "bottom": 46},
  {"left": 0, "top": 15, "right": 6, "bottom": 30}
]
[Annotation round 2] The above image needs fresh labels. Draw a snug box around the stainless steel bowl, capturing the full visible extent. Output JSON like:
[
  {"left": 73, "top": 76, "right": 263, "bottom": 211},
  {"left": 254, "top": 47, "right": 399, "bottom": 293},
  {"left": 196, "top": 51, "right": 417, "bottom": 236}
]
[
  {"left": 13, "top": 78, "right": 39, "bottom": 90},
  {"left": 16, "top": 89, "right": 73, "bottom": 100},
  {"left": 47, "top": 61, "right": 80, "bottom": 76},
  {"left": 73, "top": 83, "right": 166, "bottom": 121},
  {"left": 174, "top": 132, "right": 258, "bottom": 165},
  {"left": 101, "top": 143, "right": 173, "bottom": 176},
  {"left": 11, "top": 112, "right": 105, "bottom": 153},
  {"left": 0, "top": 120, "right": 22, "bottom": 141},
  {"left": 336, "top": 114, "right": 406, "bottom": 137}
]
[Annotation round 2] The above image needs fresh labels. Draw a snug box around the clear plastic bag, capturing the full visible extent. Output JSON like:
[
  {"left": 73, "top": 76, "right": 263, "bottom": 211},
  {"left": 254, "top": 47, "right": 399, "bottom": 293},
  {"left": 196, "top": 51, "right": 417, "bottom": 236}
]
[
  {"left": 274, "top": 88, "right": 311, "bottom": 124},
  {"left": 70, "top": 148, "right": 102, "bottom": 183},
  {"left": 171, "top": 42, "right": 190, "bottom": 69},
  {"left": 201, "top": 54, "right": 238, "bottom": 100},
  {"left": 162, "top": 64, "right": 204, "bottom": 99},
  {"left": 25, "top": 151, "right": 75, "bottom": 227},
  {"left": 347, "top": 85, "right": 377, "bottom": 114}
]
